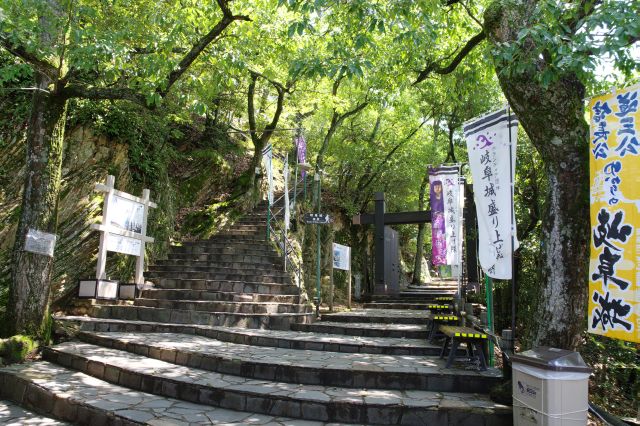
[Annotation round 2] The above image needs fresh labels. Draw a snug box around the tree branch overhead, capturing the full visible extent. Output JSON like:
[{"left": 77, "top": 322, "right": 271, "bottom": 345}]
[{"left": 414, "top": 31, "right": 486, "bottom": 84}]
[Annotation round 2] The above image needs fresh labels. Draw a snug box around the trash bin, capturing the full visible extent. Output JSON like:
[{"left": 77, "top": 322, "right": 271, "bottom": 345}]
[{"left": 512, "top": 346, "right": 592, "bottom": 425}]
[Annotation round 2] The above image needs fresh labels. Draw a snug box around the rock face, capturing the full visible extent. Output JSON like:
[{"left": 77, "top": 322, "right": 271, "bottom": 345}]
[{"left": 0, "top": 123, "right": 247, "bottom": 308}]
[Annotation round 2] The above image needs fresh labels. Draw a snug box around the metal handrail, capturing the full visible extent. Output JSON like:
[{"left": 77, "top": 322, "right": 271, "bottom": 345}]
[{"left": 267, "top": 178, "right": 306, "bottom": 288}]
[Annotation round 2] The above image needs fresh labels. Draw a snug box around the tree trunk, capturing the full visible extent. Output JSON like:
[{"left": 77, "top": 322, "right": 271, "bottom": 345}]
[
  {"left": 485, "top": 1, "right": 590, "bottom": 349},
  {"left": 7, "top": 73, "right": 68, "bottom": 336},
  {"left": 445, "top": 124, "right": 456, "bottom": 163},
  {"left": 412, "top": 169, "right": 430, "bottom": 284}
]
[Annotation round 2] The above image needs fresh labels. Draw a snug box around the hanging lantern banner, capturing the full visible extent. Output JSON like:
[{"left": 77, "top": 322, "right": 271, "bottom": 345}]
[
  {"left": 262, "top": 144, "right": 274, "bottom": 204},
  {"left": 464, "top": 107, "right": 519, "bottom": 279},
  {"left": 295, "top": 136, "right": 307, "bottom": 177},
  {"left": 587, "top": 85, "right": 639, "bottom": 343},
  {"left": 429, "top": 166, "right": 458, "bottom": 266}
]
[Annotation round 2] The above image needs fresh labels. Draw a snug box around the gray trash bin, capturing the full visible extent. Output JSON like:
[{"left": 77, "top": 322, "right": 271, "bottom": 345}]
[{"left": 512, "top": 346, "right": 591, "bottom": 425}]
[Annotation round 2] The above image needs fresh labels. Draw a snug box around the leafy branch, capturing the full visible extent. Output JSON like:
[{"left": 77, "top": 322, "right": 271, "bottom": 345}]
[{"left": 414, "top": 31, "right": 486, "bottom": 84}]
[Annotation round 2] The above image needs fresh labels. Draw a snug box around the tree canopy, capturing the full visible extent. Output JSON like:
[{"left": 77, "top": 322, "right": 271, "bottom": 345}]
[{"left": 1, "top": 0, "right": 639, "bottom": 348}]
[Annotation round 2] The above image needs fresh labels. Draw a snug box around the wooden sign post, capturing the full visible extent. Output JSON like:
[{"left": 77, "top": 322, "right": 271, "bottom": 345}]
[{"left": 91, "top": 175, "right": 156, "bottom": 285}]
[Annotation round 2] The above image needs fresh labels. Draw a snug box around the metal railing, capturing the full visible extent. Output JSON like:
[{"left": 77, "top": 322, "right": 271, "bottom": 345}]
[{"left": 266, "top": 176, "right": 306, "bottom": 288}]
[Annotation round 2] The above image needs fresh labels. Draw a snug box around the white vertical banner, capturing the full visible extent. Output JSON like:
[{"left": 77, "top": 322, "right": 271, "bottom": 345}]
[
  {"left": 443, "top": 171, "right": 461, "bottom": 266},
  {"left": 451, "top": 182, "right": 465, "bottom": 279},
  {"left": 284, "top": 155, "right": 290, "bottom": 230},
  {"left": 464, "top": 107, "right": 519, "bottom": 279},
  {"left": 262, "top": 144, "right": 273, "bottom": 204}
]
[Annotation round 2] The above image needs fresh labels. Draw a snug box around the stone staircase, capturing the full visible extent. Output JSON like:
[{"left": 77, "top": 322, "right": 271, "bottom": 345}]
[
  {"left": 88, "top": 211, "right": 313, "bottom": 331},
  {"left": 364, "top": 281, "right": 459, "bottom": 310},
  {"left": 0, "top": 202, "right": 511, "bottom": 425}
]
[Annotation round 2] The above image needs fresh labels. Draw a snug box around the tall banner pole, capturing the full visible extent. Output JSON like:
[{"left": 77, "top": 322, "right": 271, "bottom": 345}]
[
  {"left": 329, "top": 255, "right": 334, "bottom": 312},
  {"left": 508, "top": 105, "right": 517, "bottom": 350},
  {"left": 348, "top": 251, "right": 352, "bottom": 309},
  {"left": 315, "top": 173, "right": 322, "bottom": 318},
  {"left": 485, "top": 275, "right": 494, "bottom": 366}
]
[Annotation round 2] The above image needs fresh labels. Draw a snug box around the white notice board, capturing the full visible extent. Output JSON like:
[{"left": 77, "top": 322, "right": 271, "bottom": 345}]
[{"left": 332, "top": 243, "right": 351, "bottom": 271}]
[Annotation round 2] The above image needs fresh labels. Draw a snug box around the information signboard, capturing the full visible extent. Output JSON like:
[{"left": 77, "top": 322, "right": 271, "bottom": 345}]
[
  {"left": 304, "top": 213, "right": 331, "bottom": 224},
  {"left": 332, "top": 243, "right": 350, "bottom": 271}
]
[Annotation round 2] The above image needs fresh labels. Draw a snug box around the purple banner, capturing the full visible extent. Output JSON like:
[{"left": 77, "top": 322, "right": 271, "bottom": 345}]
[
  {"left": 429, "top": 172, "right": 446, "bottom": 266},
  {"left": 295, "top": 136, "right": 307, "bottom": 178}
]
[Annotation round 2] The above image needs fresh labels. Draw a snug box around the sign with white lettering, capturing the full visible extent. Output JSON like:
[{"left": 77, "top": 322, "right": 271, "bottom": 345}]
[{"left": 304, "top": 213, "right": 331, "bottom": 224}]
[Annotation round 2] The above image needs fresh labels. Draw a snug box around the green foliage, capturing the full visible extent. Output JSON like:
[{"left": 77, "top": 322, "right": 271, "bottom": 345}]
[
  {"left": 0, "top": 335, "right": 38, "bottom": 364},
  {"left": 581, "top": 334, "right": 639, "bottom": 417},
  {"left": 489, "top": 0, "right": 640, "bottom": 87},
  {"left": 68, "top": 100, "right": 173, "bottom": 184}
]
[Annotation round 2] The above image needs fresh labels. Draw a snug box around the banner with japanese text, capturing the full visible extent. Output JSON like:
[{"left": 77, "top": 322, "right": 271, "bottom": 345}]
[
  {"left": 284, "top": 155, "right": 290, "bottom": 230},
  {"left": 262, "top": 144, "right": 273, "bottom": 204},
  {"left": 588, "top": 85, "right": 639, "bottom": 343},
  {"left": 295, "top": 136, "right": 307, "bottom": 178},
  {"left": 464, "top": 107, "right": 519, "bottom": 279},
  {"left": 429, "top": 166, "right": 460, "bottom": 266}
]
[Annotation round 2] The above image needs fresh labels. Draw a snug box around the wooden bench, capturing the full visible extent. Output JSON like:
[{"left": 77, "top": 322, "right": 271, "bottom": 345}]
[
  {"left": 439, "top": 325, "right": 489, "bottom": 371},
  {"left": 425, "top": 313, "right": 459, "bottom": 341}
]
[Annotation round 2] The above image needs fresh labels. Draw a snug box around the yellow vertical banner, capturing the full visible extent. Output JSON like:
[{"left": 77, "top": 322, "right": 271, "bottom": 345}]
[{"left": 588, "top": 84, "right": 639, "bottom": 343}]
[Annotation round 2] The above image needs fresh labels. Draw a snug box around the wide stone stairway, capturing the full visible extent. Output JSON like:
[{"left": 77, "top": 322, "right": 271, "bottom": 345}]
[{"left": 0, "top": 204, "right": 510, "bottom": 425}]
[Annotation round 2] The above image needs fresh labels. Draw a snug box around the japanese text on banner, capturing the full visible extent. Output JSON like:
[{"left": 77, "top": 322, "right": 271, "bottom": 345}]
[
  {"left": 464, "top": 108, "right": 519, "bottom": 279},
  {"left": 588, "top": 85, "right": 639, "bottom": 343}
]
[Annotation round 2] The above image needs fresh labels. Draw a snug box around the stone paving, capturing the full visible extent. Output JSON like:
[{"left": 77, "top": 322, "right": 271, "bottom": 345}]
[
  {"left": 40, "top": 342, "right": 510, "bottom": 424},
  {"left": 79, "top": 332, "right": 501, "bottom": 380},
  {"left": 57, "top": 315, "right": 445, "bottom": 356},
  {"left": 322, "top": 309, "right": 432, "bottom": 320},
  {"left": 0, "top": 400, "right": 67, "bottom": 425},
  {"left": 0, "top": 362, "right": 345, "bottom": 425}
]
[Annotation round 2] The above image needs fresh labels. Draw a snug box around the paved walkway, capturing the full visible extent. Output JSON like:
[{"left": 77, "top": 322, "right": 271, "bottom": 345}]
[
  {"left": 84, "top": 331, "right": 499, "bottom": 379},
  {"left": 1, "top": 363, "right": 344, "bottom": 425},
  {"left": 45, "top": 341, "right": 506, "bottom": 410},
  {"left": 0, "top": 400, "right": 67, "bottom": 425},
  {"left": 322, "top": 309, "right": 431, "bottom": 320}
]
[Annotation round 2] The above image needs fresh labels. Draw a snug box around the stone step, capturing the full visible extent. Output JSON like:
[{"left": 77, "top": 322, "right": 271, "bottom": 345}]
[
  {"left": 292, "top": 322, "right": 429, "bottom": 339},
  {"left": 206, "top": 235, "right": 269, "bottom": 243},
  {"left": 216, "top": 230, "right": 267, "bottom": 237},
  {"left": 148, "top": 265, "right": 287, "bottom": 276},
  {"left": 134, "top": 298, "right": 312, "bottom": 314},
  {"left": 151, "top": 278, "right": 299, "bottom": 294},
  {"left": 320, "top": 309, "right": 431, "bottom": 325},
  {"left": 56, "top": 317, "right": 454, "bottom": 357},
  {"left": 0, "top": 399, "right": 67, "bottom": 425},
  {"left": 147, "top": 270, "right": 291, "bottom": 285},
  {"left": 362, "top": 303, "right": 435, "bottom": 310},
  {"left": 139, "top": 289, "right": 301, "bottom": 304},
  {"left": 368, "top": 296, "right": 455, "bottom": 303},
  {"left": 42, "top": 342, "right": 511, "bottom": 425},
  {"left": 76, "top": 332, "right": 501, "bottom": 393},
  {"left": 231, "top": 221, "right": 267, "bottom": 227},
  {"left": 179, "top": 238, "right": 272, "bottom": 247},
  {"left": 171, "top": 244, "right": 278, "bottom": 256},
  {"left": 90, "top": 305, "right": 313, "bottom": 330},
  {"left": 0, "top": 362, "right": 314, "bottom": 425},
  {"left": 168, "top": 252, "right": 281, "bottom": 263},
  {"left": 156, "top": 257, "right": 281, "bottom": 268}
]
